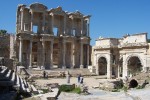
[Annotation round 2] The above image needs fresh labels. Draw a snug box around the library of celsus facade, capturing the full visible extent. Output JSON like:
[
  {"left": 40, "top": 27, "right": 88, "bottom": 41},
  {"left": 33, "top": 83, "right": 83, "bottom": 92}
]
[
  {"left": 93, "top": 33, "right": 150, "bottom": 78},
  {"left": 16, "top": 3, "right": 91, "bottom": 69}
]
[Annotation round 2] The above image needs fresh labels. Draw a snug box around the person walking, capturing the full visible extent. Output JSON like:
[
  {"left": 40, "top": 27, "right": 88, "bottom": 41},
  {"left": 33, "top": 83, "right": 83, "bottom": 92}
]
[
  {"left": 80, "top": 75, "right": 84, "bottom": 84},
  {"left": 77, "top": 74, "right": 81, "bottom": 83}
]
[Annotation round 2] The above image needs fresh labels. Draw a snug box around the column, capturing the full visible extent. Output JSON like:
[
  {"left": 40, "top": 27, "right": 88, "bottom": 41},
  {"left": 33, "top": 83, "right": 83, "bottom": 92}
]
[
  {"left": 87, "top": 19, "right": 90, "bottom": 37},
  {"left": 51, "top": 14, "right": 54, "bottom": 34},
  {"left": 86, "top": 44, "right": 89, "bottom": 67},
  {"left": 71, "top": 18, "right": 74, "bottom": 35},
  {"left": 62, "top": 40, "right": 66, "bottom": 69},
  {"left": 42, "top": 12, "right": 45, "bottom": 32},
  {"left": 19, "top": 38, "right": 23, "bottom": 64},
  {"left": 107, "top": 54, "right": 112, "bottom": 79},
  {"left": 81, "top": 18, "right": 83, "bottom": 36},
  {"left": 42, "top": 40, "right": 45, "bottom": 69},
  {"left": 123, "top": 54, "right": 128, "bottom": 78},
  {"left": 50, "top": 40, "right": 53, "bottom": 68},
  {"left": 64, "top": 15, "right": 66, "bottom": 35},
  {"left": 30, "top": 11, "right": 33, "bottom": 31},
  {"left": 29, "top": 40, "right": 32, "bottom": 68},
  {"left": 80, "top": 42, "right": 83, "bottom": 68},
  {"left": 117, "top": 65, "right": 120, "bottom": 78},
  {"left": 20, "top": 7, "right": 24, "bottom": 31},
  {"left": 71, "top": 42, "right": 75, "bottom": 68}
]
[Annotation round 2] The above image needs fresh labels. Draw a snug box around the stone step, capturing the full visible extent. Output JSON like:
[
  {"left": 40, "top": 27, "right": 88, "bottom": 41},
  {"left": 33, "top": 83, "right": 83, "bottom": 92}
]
[
  {"left": 5, "top": 70, "right": 11, "bottom": 78},
  {"left": 20, "top": 77, "right": 26, "bottom": 92},
  {"left": 31, "top": 84, "right": 39, "bottom": 94},
  {"left": 11, "top": 72, "right": 15, "bottom": 82},
  {"left": 0, "top": 67, "right": 8, "bottom": 75},
  {"left": 16, "top": 75, "right": 20, "bottom": 86}
]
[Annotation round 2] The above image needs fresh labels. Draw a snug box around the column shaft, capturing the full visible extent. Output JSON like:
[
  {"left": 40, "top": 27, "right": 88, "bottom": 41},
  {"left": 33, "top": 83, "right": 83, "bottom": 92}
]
[
  {"left": 29, "top": 40, "right": 32, "bottom": 68},
  {"left": 63, "top": 41, "right": 66, "bottom": 69},
  {"left": 30, "top": 11, "right": 33, "bottom": 31},
  {"left": 51, "top": 14, "right": 54, "bottom": 34},
  {"left": 20, "top": 8, "right": 24, "bottom": 31},
  {"left": 107, "top": 54, "right": 112, "bottom": 79},
  {"left": 19, "top": 39, "right": 23, "bottom": 63},
  {"left": 64, "top": 16, "right": 66, "bottom": 34},
  {"left": 87, "top": 19, "right": 90, "bottom": 37},
  {"left": 80, "top": 43, "right": 83, "bottom": 68},
  {"left": 87, "top": 44, "right": 89, "bottom": 67},
  {"left": 72, "top": 42, "right": 75, "bottom": 68},
  {"left": 123, "top": 54, "right": 128, "bottom": 78},
  {"left": 42, "top": 41, "right": 45, "bottom": 69},
  {"left": 43, "top": 12, "right": 45, "bottom": 32},
  {"left": 50, "top": 41, "right": 53, "bottom": 68},
  {"left": 71, "top": 18, "right": 74, "bottom": 35},
  {"left": 81, "top": 18, "right": 83, "bottom": 36}
]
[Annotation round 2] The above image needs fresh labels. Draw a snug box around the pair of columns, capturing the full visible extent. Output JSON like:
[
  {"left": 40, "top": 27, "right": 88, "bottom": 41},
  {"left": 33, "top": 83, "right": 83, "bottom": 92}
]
[
  {"left": 19, "top": 39, "right": 33, "bottom": 68},
  {"left": 80, "top": 43, "right": 90, "bottom": 68},
  {"left": 30, "top": 11, "right": 45, "bottom": 32}
]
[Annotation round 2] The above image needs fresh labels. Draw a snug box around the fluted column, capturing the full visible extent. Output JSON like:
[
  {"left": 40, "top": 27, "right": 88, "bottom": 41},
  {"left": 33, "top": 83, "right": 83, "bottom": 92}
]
[
  {"left": 42, "top": 12, "right": 45, "bottom": 32},
  {"left": 81, "top": 18, "right": 83, "bottom": 36},
  {"left": 87, "top": 19, "right": 90, "bottom": 37},
  {"left": 80, "top": 42, "right": 83, "bottom": 68},
  {"left": 71, "top": 18, "right": 74, "bottom": 35},
  {"left": 20, "top": 7, "right": 24, "bottom": 31},
  {"left": 29, "top": 40, "right": 32, "bottom": 68},
  {"left": 62, "top": 40, "right": 66, "bottom": 69},
  {"left": 86, "top": 44, "right": 89, "bottom": 67},
  {"left": 51, "top": 14, "right": 54, "bottom": 35},
  {"left": 30, "top": 11, "right": 33, "bottom": 31},
  {"left": 71, "top": 42, "right": 75, "bottom": 68},
  {"left": 19, "top": 38, "right": 23, "bottom": 64},
  {"left": 50, "top": 40, "right": 53, "bottom": 68},
  {"left": 42, "top": 41, "right": 45, "bottom": 69},
  {"left": 64, "top": 15, "right": 66, "bottom": 35}
]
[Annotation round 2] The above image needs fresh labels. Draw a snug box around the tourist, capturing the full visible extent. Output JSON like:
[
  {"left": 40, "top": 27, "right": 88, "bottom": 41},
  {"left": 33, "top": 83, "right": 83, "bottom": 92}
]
[
  {"left": 77, "top": 74, "right": 81, "bottom": 83},
  {"left": 66, "top": 71, "right": 70, "bottom": 84},
  {"left": 80, "top": 75, "right": 84, "bottom": 84},
  {"left": 43, "top": 71, "right": 46, "bottom": 78}
]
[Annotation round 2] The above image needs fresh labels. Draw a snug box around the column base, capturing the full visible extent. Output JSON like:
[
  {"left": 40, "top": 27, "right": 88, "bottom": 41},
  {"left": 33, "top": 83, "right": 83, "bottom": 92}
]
[
  {"left": 62, "top": 66, "right": 66, "bottom": 69},
  {"left": 29, "top": 66, "right": 32, "bottom": 69},
  {"left": 80, "top": 65, "right": 84, "bottom": 69},
  {"left": 41, "top": 66, "right": 45, "bottom": 70}
]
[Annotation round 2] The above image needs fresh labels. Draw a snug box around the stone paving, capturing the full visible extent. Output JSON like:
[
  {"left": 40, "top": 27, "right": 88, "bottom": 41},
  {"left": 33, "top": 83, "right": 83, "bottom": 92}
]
[{"left": 35, "top": 77, "right": 150, "bottom": 100}]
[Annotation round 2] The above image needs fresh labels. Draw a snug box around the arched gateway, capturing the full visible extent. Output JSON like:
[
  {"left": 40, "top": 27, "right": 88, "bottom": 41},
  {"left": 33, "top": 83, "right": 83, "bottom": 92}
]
[
  {"left": 98, "top": 57, "right": 107, "bottom": 75},
  {"left": 127, "top": 56, "right": 143, "bottom": 75}
]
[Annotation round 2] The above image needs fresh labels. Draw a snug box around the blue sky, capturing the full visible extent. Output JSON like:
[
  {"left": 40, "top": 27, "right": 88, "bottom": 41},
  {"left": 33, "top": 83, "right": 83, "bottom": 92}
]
[{"left": 0, "top": 0, "right": 150, "bottom": 45}]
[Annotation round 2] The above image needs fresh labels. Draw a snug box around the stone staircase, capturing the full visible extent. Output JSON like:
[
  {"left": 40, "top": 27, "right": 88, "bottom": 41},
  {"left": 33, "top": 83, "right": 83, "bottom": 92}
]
[
  {"left": 31, "top": 68, "right": 96, "bottom": 78},
  {"left": 0, "top": 66, "right": 31, "bottom": 93}
]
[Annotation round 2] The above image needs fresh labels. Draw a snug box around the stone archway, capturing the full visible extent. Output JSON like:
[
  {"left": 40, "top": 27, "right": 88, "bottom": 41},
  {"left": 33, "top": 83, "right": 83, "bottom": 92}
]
[
  {"left": 98, "top": 57, "right": 107, "bottom": 75},
  {"left": 127, "top": 56, "right": 143, "bottom": 75}
]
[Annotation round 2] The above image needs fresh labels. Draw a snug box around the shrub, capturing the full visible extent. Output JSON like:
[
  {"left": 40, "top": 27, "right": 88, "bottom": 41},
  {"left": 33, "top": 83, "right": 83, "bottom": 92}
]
[
  {"left": 72, "top": 87, "right": 81, "bottom": 94},
  {"left": 59, "top": 85, "right": 74, "bottom": 92}
]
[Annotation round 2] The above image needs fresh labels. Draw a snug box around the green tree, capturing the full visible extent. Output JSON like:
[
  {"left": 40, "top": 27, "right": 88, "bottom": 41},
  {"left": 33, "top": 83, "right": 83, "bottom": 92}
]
[
  {"left": 148, "top": 39, "right": 150, "bottom": 43},
  {"left": 0, "top": 30, "right": 7, "bottom": 35}
]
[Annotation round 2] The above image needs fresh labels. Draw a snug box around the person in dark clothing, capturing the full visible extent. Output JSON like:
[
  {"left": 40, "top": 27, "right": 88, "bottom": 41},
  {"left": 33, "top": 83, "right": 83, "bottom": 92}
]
[
  {"left": 43, "top": 71, "right": 46, "bottom": 78},
  {"left": 78, "top": 74, "right": 81, "bottom": 83}
]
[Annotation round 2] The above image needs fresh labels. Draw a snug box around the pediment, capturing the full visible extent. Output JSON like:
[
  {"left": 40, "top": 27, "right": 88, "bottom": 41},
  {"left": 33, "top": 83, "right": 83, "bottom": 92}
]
[
  {"left": 30, "top": 3, "right": 47, "bottom": 11},
  {"left": 49, "top": 6, "right": 66, "bottom": 16},
  {"left": 69, "top": 11, "right": 83, "bottom": 18}
]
